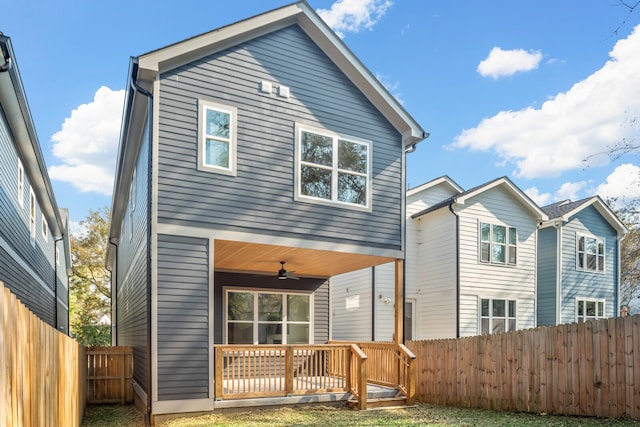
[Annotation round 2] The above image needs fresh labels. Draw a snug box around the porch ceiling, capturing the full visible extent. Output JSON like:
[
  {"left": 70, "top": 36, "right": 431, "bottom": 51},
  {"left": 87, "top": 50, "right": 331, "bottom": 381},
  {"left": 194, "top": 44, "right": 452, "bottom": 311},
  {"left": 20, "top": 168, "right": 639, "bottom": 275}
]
[{"left": 214, "top": 240, "right": 395, "bottom": 278}]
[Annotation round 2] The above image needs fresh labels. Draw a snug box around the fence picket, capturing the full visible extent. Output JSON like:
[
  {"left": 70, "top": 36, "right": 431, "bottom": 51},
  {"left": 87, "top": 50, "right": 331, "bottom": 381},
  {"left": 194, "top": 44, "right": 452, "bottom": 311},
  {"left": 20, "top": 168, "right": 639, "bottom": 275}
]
[{"left": 407, "top": 315, "right": 639, "bottom": 420}]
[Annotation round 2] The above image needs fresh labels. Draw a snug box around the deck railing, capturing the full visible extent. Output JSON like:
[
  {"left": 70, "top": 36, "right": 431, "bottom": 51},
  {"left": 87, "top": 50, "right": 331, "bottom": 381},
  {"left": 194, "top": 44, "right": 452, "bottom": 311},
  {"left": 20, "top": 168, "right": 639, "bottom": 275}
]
[{"left": 214, "top": 344, "right": 366, "bottom": 405}]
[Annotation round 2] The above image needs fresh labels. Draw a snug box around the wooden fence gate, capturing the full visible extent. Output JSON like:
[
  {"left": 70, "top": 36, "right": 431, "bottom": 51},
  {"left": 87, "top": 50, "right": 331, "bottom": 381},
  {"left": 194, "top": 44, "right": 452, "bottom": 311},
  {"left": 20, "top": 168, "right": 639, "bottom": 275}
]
[{"left": 86, "top": 346, "right": 134, "bottom": 404}]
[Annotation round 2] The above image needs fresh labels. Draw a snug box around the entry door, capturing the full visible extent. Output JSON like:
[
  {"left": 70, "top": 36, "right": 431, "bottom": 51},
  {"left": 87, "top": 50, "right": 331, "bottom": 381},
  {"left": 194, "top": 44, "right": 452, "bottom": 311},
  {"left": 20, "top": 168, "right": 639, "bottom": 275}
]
[{"left": 404, "top": 299, "right": 416, "bottom": 341}]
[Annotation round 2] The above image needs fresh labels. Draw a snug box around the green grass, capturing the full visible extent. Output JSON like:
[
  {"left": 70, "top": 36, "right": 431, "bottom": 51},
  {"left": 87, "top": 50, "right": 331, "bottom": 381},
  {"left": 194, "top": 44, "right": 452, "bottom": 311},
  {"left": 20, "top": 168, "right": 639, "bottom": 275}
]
[{"left": 82, "top": 403, "right": 639, "bottom": 427}]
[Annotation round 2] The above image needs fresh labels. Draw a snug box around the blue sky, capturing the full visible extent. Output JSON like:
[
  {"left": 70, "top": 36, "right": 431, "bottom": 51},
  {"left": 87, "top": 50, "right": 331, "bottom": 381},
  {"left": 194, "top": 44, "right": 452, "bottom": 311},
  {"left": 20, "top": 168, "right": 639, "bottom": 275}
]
[{"left": 3, "top": 0, "right": 640, "bottom": 226}]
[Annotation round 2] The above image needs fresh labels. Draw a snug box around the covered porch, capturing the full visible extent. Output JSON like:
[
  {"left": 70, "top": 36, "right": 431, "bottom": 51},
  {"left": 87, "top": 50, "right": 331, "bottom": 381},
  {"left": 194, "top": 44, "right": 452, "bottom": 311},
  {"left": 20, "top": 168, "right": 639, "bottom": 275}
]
[{"left": 212, "top": 240, "right": 415, "bottom": 409}]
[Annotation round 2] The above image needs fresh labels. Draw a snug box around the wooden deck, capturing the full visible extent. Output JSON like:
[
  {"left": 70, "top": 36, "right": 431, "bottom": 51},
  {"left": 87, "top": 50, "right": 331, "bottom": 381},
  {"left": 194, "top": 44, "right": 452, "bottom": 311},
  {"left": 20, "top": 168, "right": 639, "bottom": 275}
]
[{"left": 213, "top": 342, "right": 415, "bottom": 410}]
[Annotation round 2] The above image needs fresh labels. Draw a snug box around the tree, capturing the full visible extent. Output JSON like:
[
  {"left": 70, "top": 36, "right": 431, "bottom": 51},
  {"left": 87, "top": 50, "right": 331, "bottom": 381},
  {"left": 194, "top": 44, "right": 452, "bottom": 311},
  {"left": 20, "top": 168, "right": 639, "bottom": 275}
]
[
  {"left": 610, "top": 198, "right": 640, "bottom": 314},
  {"left": 69, "top": 207, "right": 111, "bottom": 346}
]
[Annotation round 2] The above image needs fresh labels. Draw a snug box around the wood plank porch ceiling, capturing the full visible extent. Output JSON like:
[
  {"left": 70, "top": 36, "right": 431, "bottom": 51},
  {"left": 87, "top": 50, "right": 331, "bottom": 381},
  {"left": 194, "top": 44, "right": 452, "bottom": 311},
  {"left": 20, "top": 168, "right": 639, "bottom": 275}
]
[{"left": 214, "top": 240, "right": 394, "bottom": 278}]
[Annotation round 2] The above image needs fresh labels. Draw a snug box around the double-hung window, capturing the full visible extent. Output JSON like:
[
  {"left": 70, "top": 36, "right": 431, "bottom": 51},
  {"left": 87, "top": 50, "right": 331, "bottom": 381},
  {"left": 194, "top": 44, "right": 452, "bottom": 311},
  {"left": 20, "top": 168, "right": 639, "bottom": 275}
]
[
  {"left": 480, "top": 222, "right": 517, "bottom": 265},
  {"left": 41, "top": 215, "right": 48, "bottom": 241},
  {"left": 480, "top": 298, "right": 516, "bottom": 334},
  {"left": 576, "top": 298, "right": 605, "bottom": 322},
  {"left": 577, "top": 234, "right": 605, "bottom": 272},
  {"left": 29, "top": 188, "right": 36, "bottom": 239},
  {"left": 17, "top": 159, "right": 24, "bottom": 207},
  {"left": 225, "top": 289, "right": 312, "bottom": 345},
  {"left": 198, "top": 99, "right": 237, "bottom": 176},
  {"left": 296, "top": 124, "right": 371, "bottom": 210}
]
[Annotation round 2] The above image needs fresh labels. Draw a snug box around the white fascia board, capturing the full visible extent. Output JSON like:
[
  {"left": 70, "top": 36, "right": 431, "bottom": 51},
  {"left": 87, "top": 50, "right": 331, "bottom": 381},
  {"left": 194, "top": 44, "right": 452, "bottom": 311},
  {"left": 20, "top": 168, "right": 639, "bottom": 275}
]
[
  {"left": 563, "top": 197, "right": 628, "bottom": 236},
  {"left": 407, "top": 176, "right": 464, "bottom": 197}
]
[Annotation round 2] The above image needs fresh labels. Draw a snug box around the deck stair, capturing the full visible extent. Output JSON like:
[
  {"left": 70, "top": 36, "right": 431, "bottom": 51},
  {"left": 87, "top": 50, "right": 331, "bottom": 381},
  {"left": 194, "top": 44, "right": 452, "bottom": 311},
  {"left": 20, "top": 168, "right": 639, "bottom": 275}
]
[{"left": 347, "top": 385, "right": 409, "bottom": 410}]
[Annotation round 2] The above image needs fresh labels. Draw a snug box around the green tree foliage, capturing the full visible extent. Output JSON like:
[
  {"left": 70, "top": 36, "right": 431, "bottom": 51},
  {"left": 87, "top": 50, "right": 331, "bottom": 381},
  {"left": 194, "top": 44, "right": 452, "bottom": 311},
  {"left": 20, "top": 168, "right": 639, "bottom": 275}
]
[
  {"left": 610, "top": 198, "right": 640, "bottom": 314},
  {"left": 70, "top": 207, "right": 111, "bottom": 346}
]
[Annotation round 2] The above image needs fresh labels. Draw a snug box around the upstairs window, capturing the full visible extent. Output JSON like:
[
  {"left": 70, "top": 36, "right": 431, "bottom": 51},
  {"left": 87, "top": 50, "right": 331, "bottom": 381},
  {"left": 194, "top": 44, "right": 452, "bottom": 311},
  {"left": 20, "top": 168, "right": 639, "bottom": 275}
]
[
  {"left": 29, "top": 188, "right": 36, "bottom": 239},
  {"left": 295, "top": 124, "right": 371, "bottom": 210},
  {"left": 480, "top": 222, "right": 517, "bottom": 265},
  {"left": 577, "top": 234, "right": 605, "bottom": 272},
  {"left": 480, "top": 298, "right": 516, "bottom": 334},
  {"left": 576, "top": 298, "right": 605, "bottom": 322},
  {"left": 41, "top": 215, "right": 48, "bottom": 241},
  {"left": 198, "top": 100, "right": 237, "bottom": 176},
  {"left": 17, "top": 159, "right": 24, "bottom": 207}
]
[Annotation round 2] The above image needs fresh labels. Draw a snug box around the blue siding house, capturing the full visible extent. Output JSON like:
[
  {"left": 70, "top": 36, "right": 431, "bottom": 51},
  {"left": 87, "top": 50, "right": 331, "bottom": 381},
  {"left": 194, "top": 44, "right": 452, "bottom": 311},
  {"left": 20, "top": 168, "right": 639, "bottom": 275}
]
[
  {"left": 107, "top": 1, "right": 427, "bottom": 420},
  {"left": 0, "top": 34, "right": 72, "bottom": 333},
  {"left": 537, "top": 196, "right": 627, "bottom": 325}
]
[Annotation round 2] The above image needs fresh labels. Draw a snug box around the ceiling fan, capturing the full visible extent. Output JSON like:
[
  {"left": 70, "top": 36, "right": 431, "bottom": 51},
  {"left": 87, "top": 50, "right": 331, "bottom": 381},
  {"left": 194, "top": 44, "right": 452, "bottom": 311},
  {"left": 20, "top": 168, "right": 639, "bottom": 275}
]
[{"left": 277, "top": 261, "right": 299, "bottom": 280}]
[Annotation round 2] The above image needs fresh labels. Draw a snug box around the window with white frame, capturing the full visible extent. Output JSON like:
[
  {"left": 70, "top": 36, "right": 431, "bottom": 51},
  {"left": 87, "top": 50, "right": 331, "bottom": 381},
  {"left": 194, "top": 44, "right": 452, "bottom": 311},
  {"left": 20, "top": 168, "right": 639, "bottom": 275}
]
[
  {"left": 55, "top": 246, "right": 60, "bottom": 266},
  {"left": 41, "top": 215, "right": 48, "bottom": 241},
  {"left": 225, "top": 289, "right": 312, "bottom": 345},
  {"left": 29, "top": 188, "right": 36, "bottom": 239},
  {"left": 198, "top": 100, "right": 237, "bottom": 176},
  {"left": 296, "top": 124, "right": 371, "bottom": 210},
  {"left": 480, "top": 222, "right": 517, "bottom": 265},
  {"left": 576, "top": 298, "right": 605, "bottom": 322},
  {"left": 17, "top": 159, "right": 24, "bottom": 207},
  {"left": 480, "top": 298, "right": 516, "bottom": 335},
  {"left": 577, "top": 234, "right": 605, "bottom": 272}
]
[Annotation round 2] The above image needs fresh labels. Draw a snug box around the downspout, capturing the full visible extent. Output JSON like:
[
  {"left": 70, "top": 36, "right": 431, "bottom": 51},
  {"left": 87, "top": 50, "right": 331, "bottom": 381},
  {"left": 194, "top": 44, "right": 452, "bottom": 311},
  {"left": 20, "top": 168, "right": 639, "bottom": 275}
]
[
  {"left": 448, "top": 202, "right": 460, "bottom": 338},
  {"left": 108, "top": 239, "right": 118, "bottom": 345},
  {"left": 617, "top": 234, "right": 625, "bottom": 313},
  {"left": 54, "top": 236, "right": 64, "bottom": 331},
  {"left": 130, "top": 59, "right": 154, "bottom": 423}
]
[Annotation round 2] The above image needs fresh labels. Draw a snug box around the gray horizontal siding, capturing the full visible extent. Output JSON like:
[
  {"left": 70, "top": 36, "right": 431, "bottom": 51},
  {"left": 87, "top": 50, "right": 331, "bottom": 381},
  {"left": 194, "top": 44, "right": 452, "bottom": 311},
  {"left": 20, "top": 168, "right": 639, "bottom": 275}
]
[
  {"left": 157, "top": 234, "right": 210, "bottom": 401},
  {"left": 313, "top": 281, "right": 330, "bottom": 343},
  {"left": 537, "top": 227, "right": 557, "bottom": 326},
  {"left": 156, "top": 24, "right": 403, "bottom": 250}
]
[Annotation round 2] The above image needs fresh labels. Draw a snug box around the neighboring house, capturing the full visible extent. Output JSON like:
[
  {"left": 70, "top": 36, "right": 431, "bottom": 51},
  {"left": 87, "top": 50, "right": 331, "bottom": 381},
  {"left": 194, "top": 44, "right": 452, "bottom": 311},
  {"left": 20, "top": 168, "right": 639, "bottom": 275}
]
[
  {"left": 0, "top": 34, "right": 72, "bottom": 333},
  {"left": 107, "top": 1, "right": 426, "bottom": 419},
  {"left": 537, "top": 197, "right": 627, "bottom": 325},
  {"left": 332, "top": 176, "right": 548, "bottom": 340}
]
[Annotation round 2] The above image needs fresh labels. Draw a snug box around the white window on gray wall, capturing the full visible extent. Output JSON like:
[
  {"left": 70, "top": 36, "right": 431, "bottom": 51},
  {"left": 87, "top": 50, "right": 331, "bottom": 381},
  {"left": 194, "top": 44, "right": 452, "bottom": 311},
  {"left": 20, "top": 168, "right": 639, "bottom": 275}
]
[
  {"left": 41, "top": 215, "right": 48, "bottom": 241},
  {"left": 29, "top": 188, "right": 36, "bottom": 239},
  {"left": 576, "top": 298, "right": 604, "bottom": 322},
  {"left": 225, "top": 289, "right": 312, "bottom": 345},
  {"left": 198, "top": 99, "right": 237, "bottom": 176},
  {"left": 576, "top": 234, "right": 605, "bottom": 273},
  {"left": 295, "top": 124, "right": 371, "bottom": 210},
  {"left": 17, "top": 159, "right": 24, "bottom": 207},
  {"left": 480, "top": 298, "right": 516, "bottom": 335},
  {"left": 480, "top": 222, "right": 517, "bottom": 265}
]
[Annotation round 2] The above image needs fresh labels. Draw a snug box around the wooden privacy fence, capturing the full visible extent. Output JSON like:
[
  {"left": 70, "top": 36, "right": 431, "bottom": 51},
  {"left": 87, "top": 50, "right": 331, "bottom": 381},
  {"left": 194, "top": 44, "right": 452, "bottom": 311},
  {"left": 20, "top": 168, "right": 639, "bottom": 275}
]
[
  {"left": 407, "top": 315, "right": 640, "bottom": 419},
  {"left": 1, "top": 281, "right": 86, "bottom": 427},
  {"left": 86, "top": 346, "right": 134, "bottom": 404}
]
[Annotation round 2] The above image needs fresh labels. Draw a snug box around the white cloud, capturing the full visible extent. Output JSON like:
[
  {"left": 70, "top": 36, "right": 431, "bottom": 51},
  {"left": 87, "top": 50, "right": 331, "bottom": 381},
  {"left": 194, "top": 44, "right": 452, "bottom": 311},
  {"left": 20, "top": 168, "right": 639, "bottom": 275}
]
[
  {"left": 376, "top": 73, "right": 403, "bottom": 104},
  {"left": 595, "top": 163, "right": 640, "bottom": 206},
  {"left": 317, "top": 0, "right": 393, "bottom": 38},
  {"left": 555, "top": 180, "right": 588, "bottom": 201},
  {"left": 452, "top": 24, "right": 640, "bottom": 179},
  {"left": 524, "top": 187, "right": 551, "bottom": 206},
  {"left": 477, "top": 47, "right": 543, "bottom": 79},
  {"left": 48, "top": 86, "right": 125, "bottom": 195}
]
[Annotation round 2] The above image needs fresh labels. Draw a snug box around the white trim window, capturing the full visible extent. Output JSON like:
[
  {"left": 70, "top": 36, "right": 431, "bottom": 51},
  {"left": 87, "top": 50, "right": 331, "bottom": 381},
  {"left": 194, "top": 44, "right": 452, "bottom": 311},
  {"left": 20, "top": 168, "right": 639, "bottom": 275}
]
[
  {"left": 55, "top": 246, "right": 60, "bottom": 266},
  {"left": 17, "top": 159, "right": 24, "bottom": 207},
  {"left": 576, "top": 298, "right": 605, "bottom": 322},
  {"left": 29, "top": 188, "right": 36, "bottom": 239},
  {"left": 198, "top": 99, "right": 237, "bottom": 176},
  {"left": 41, "top": 215, "right": 48, "bottom": 241},
  {"left": 577, "top": 234, "right": 605, "bottom": 273},
  {"left": 225, "top": 288, "right": 312, "bottom": 345},
  {"left": 480, "top": 222, "right": 517, "bottom": 265},
  {"left": 295, "top": 124, "right": 371, "bottom": 211},
  {"left": 480, "top": 298, "right": 516, "bottom": 335}
]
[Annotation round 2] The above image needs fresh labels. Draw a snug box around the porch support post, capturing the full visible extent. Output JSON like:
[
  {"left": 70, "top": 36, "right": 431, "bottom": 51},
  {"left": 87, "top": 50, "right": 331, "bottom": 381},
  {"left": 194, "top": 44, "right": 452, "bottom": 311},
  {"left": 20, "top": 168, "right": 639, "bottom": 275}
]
[{"left": 394, "top": 259, "right": 404, "bottom": 344}]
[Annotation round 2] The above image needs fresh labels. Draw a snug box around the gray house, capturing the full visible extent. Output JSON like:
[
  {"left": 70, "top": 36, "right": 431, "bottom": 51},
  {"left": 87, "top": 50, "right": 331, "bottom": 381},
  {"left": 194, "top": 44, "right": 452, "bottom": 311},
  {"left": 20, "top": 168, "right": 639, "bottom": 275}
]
[
  {"left": 537, "top": 196, "right": 627, "bottom": 325},
  {"left": 107, "top": 1, "right": 426, "bottom": 421},
  {"left": 0, "top": 34, "right": 72, "bottom": 333}
]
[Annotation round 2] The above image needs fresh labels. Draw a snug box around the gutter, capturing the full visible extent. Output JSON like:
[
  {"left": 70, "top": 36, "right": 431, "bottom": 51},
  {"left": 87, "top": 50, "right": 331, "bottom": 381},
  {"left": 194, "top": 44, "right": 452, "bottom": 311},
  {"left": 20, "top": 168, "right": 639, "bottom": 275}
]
[
  {"left": 108, "top": 238, "right": 118, "bottom": 345},
  {"left": 448, "top": 202, "right": 460, "bottom": 338}
]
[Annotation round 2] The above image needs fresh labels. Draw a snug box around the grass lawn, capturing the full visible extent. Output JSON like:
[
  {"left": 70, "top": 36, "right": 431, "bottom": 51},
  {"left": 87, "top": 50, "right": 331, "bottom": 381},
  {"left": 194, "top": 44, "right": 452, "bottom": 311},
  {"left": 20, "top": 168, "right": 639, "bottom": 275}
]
[{"left": 82, "top": 403, "right": 640, "bottom": 426}]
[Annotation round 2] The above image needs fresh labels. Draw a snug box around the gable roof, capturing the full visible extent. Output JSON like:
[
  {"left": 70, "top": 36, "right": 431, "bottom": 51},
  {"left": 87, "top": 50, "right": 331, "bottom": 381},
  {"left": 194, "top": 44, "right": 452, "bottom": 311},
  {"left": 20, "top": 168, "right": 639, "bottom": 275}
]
[
  {"left": 541, "top": 196, "right": 627, "bottom": 235},
  {"left": 0, "top": 35, "right": 66, "bottom": 238},
  {"left": 412, "top": 176, "right": 548, "bottom": 221},
  {"left": 135, "top": 1, "right": 427, "bottom": 148},
  {"left": 407, "top": 175, "right": 463, "bottom": 198}
]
